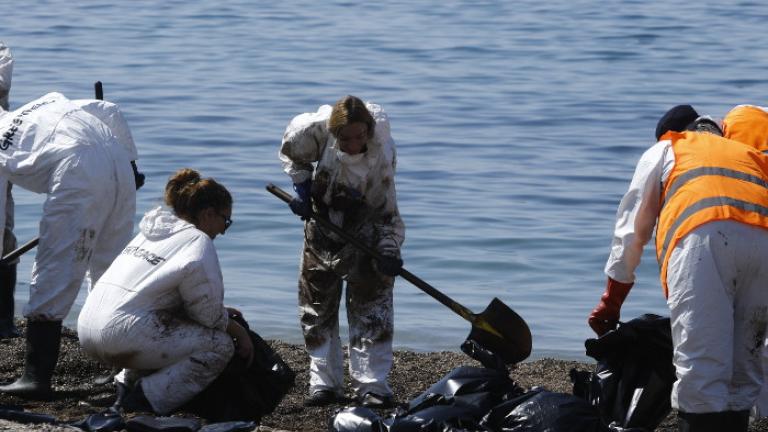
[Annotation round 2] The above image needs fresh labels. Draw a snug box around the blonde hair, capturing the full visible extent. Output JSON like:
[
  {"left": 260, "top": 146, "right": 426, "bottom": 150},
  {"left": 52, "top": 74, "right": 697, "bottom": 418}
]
[
  {"left": 328, "top": 95, "right": 375, "bottom": 139},
  {"left": 164, "top": 168, "right": 232, "bottom": 221}
]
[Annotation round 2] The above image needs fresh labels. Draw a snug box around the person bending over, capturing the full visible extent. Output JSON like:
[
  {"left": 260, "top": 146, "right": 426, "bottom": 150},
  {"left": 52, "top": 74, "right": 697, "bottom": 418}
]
[{"left": 589, "top": 105, "right": 768, "bottom": 432}]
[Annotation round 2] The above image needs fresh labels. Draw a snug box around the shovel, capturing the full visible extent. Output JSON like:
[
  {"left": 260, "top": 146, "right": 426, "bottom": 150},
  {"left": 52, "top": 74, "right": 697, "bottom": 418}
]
[{"left": 266, "top": 183, "right": 532, "bottom": 364}]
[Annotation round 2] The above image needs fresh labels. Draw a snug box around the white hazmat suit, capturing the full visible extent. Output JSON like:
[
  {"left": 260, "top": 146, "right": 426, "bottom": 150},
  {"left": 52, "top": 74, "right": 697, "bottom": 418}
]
[
  {"left": 279, "top": 102, "right": 405, "bottom": 400},
  {"left": 78, "top": 206, "right": 234, "bottom": 414},
  {"left": 0, "top": 92, "right": 137, "bottom": 321}
]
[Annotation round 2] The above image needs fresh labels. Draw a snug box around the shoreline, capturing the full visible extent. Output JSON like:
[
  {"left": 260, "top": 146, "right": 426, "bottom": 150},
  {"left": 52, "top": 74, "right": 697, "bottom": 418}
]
[{"left": 1, "top": 321, "right": 767, "bottom": 431}]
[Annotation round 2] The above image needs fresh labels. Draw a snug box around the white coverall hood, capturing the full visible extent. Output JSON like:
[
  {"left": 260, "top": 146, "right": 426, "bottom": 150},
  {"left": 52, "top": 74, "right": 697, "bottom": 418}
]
[
  {"left": 139, "top": 206, "right": 195, "bottom": 241},
  {"left": 0, "top": 41, "right": 12, "bottom": 112}
]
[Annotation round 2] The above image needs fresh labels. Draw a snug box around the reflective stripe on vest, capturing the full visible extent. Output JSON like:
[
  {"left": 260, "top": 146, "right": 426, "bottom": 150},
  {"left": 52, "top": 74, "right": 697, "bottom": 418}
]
[
  {"left": 722, "top": 105, "right": 768, "bottom": 153},
  {"left": 655, "top": 131, "right": 768, "bottom": 297}
]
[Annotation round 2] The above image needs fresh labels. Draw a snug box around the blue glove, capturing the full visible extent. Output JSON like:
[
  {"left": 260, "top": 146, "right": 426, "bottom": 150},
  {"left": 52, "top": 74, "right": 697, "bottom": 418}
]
[
  {"left": 376, "top": 254, "right": 403, "bottom": 276},
  {"left": 289, "top": 180, "right": 312, "bottom": 220}
]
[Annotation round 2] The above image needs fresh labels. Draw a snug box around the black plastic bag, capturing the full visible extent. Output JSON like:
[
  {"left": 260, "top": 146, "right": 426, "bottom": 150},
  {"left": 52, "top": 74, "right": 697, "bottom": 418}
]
[
  {"left": 69, "top": 407, "right": 124, "bottom": 431},
  {"left": 573, "top": 314, "right": 674, "bottom": 431},
  {"left": 481, "top": 388, "right": 607, "bottom": 432},
  {"left": 124, "top": 415, "right": 201, "bottom": 432},
  {"left": 0, "top": 406, "right": 57, "bottom": 425},
  {"left": 460, "top": 338, "right": 508, "bottom": 373},
  {"left": 330, "top": 406, "right": 385, "bottom": 432},
  {"left": 183, "top": 315, "right": 295, "bottom": 422},
  {"left": 330, "top": 366, "right": 524, "bottom": 431}
]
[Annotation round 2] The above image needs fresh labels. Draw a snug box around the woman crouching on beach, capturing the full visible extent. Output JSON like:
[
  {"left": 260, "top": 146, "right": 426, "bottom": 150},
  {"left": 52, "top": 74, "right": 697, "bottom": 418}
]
[{"left": 77, "top": 168, "right": 253, "bottom": 414}]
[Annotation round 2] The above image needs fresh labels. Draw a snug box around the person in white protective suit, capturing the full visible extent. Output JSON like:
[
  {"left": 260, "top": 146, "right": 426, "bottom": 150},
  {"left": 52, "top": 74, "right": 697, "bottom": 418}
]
[
  {"left": 78, "top": 168, "right": 254, "bottom": 415},
  {"left": 279, "top": 95, "right": 405, "bottom": 408},
  {"left": 588, "top": 104, "right": 768, "bottom": 432},
  {"left": 719, "top": 104, "right": 768, "bottom": 423},
  {"left": 0, "top": 89, "right": 139, "bottom": 399},
  {"left": 0, "top": 41, "right": 20, "bottom": 339}
]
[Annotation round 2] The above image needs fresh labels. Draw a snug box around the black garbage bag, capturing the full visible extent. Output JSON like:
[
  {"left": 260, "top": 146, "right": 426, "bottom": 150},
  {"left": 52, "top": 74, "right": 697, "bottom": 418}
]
[
  {"left": 330, "top": 406, "right": 385, "bottom": 432},
  {"left": 198, "top": 421, "right": 257, "bottom": 432},
  {"left": 572, "top": 314, "right": 674, "bottom": 431},
  {"left": 69, "top": 407, "right": 125, "bottom": 431},
  {"left": 183, "top": 315, "right": 295, "bottom": 422},
  {"left": 124, "top": 415, "right": 201, "bottom": 432},
  {"left": 333, "top": 366, "right": 524, "bottom": 431},
  {"left": 0, "top": 405, "right": 57, "bottom": 425},
  {"left": 480, "top": 388, "right": 608, "bottom": 432},
  {"left": 461, "top": 338, "right": 508, "bottom": 373}
]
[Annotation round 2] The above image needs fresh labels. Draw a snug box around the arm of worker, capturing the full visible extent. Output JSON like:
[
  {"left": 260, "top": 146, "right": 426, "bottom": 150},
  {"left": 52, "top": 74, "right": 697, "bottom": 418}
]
[
  {"left": 278, "top": 104, "right": 333, "bottom": 184},
  {"left": 178, "top": 239, "right": 229, "bottom": 332},
  {"left": 226, "top": 317, "right": 253, "bottom": 367},
  {"left": 0, "top": 177, "right": 8, "bottom": 255},
  {"left": 604, "top": 139, "right": 671, "bottom": 284},
  {"left": 74, "top": 99, "right": 139, "bottom": 160},
  {"left": 590, "top": 140, "right": 672, "bottom": 335},
  {"left": 75, "top": 99, "right": 145, "bottom": 189}
]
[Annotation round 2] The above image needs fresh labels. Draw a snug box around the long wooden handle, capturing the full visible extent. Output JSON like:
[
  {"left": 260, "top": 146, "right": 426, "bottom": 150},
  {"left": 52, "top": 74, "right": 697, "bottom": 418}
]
[{"left": 266, "top": 183, "right": 477, "bottom": 323}]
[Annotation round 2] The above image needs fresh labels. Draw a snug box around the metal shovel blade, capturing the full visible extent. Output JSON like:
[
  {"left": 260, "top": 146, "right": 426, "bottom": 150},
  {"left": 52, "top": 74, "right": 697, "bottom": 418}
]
[{"left": 467, "top": 297, "right": 532, "bottom": 364}]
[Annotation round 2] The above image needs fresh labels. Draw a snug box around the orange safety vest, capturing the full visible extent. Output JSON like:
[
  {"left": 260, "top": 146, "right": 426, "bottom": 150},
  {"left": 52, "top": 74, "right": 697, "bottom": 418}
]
[
  {"left": 722, "top": 105, "right": 768, "bottom": 152},
  {"left": 656, "top": 131, "right": 768, "bottom": 297}
]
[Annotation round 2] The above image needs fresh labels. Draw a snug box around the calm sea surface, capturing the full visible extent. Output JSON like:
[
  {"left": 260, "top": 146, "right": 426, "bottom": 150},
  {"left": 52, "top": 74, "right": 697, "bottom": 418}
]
[{"left": 3, "top": 1, "right": 767, "bottom": 360}]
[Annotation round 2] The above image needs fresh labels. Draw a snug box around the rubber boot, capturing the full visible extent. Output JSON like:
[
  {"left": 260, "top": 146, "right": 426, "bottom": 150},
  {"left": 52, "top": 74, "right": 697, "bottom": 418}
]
[
  {"left": 677, "top": 410, "right": 732, "bottom": 432},
  {"left": 0, "top": 320, "right": 62, "bottom": 400},
  {"left": 0, "top": 264, "right": 19, "bottom": 339}
]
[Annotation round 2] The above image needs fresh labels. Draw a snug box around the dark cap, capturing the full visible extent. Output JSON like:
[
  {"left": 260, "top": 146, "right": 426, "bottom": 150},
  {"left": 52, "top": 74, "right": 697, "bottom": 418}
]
[{"left": 655, "top": 104, "right": 699, "bottom": 140}]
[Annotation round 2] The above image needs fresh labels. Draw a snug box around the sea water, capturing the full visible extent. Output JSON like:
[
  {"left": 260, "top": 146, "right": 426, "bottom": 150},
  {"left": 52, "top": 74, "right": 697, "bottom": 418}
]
[{"left": 3, "top": 0, "right": 767, "bottom": 360}]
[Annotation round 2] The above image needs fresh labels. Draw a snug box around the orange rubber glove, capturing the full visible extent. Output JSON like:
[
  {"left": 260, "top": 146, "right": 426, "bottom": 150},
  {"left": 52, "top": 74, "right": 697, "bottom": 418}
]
[{"left": 588, "top": 277, "right": 634, "bottom": 336}]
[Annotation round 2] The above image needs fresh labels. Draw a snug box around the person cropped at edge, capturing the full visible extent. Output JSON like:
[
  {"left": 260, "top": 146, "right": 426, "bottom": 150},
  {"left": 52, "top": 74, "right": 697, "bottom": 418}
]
[
  {"left": 78, "top": 168, "right": 253, "bottom": 415},
  {"left": 588, "top": 104, "right": 768, "bottom": 432},
  {"left": 0, "top": 40, "right": 20, "bottom": 339},
  {"left": 279, "top": 95, "right": 405, "bottom": 408},
  {"left": 0, "top": 88, "right": 140, "bottom": 399},
  {"left": 720, "top": 103, "right": 768, "bottom": 422}
]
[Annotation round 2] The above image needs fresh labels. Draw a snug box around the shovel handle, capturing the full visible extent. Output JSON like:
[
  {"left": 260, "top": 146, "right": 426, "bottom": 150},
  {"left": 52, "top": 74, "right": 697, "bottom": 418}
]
[
  {"left": 0, "top": 237, "right": 40, "bottom": 266},
  {"left": 266, "top": 183, "right": 476, "bottom": 322}
]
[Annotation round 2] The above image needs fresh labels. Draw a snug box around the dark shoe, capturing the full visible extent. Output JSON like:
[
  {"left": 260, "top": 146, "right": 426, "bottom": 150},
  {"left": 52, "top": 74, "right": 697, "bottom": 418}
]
[
  {"left": 678, "top": 410, "right": 736, "bottom": 432},
  {"left": 0, "top": 318, "right": 19, "bottom": 339},
  {"left": 0, "top": 264, "right": 19, "bottom": 339},
  {"left": 303, "top": 389, "right": 338, "bottom": 407},
  {"left": 727, "top": 410, "right": 749, "bottom": 432},
  {"left": 360, "top": 392, "right": 394, "bottom": 409},
  {"left": 0, "top": 320, "right": 62, "bottom": 400},
  {"left": 120, "top": 383, "right": 154, "bottom": 413}
]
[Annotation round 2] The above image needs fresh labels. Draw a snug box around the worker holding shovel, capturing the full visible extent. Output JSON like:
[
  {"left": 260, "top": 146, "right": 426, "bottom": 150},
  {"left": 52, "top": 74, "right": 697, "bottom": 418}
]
[{"left": 279, "top": 95, "right": 404, "bottom": 408}]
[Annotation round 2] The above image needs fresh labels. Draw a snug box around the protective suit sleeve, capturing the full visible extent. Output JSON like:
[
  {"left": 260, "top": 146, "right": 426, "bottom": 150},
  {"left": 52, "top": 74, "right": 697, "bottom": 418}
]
[
  {"left": 279, "top": 104, "right": 333, "bottom": 184},
  {"left": 368, "top": 104, "right": 405, "bottom": 255},
  {"left": 0, "top": 176, "right": 7, "bottom": 253},
  {"left": 0, "top": 41, "right": 12, "bottom": 111},
  {"left": 604, "top": 140, "right": 671, "bottom": 283},
  {"left": 74, "top": 99, "right": 139, "bottom": 160},
  {"left": 177, "top": 238, "right": 228, "bottom": 332},
  {"left": 2, "top": 183, "right": 16, "bottom": 260},
  {"left": 367, "top": 103, "right": 397, "bottom": 171}
]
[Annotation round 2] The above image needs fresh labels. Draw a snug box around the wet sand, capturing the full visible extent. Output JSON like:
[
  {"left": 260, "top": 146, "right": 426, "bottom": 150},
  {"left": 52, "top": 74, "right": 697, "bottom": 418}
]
[{"left": 1, "top": 321, "right": 767, "bottom": 431}]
